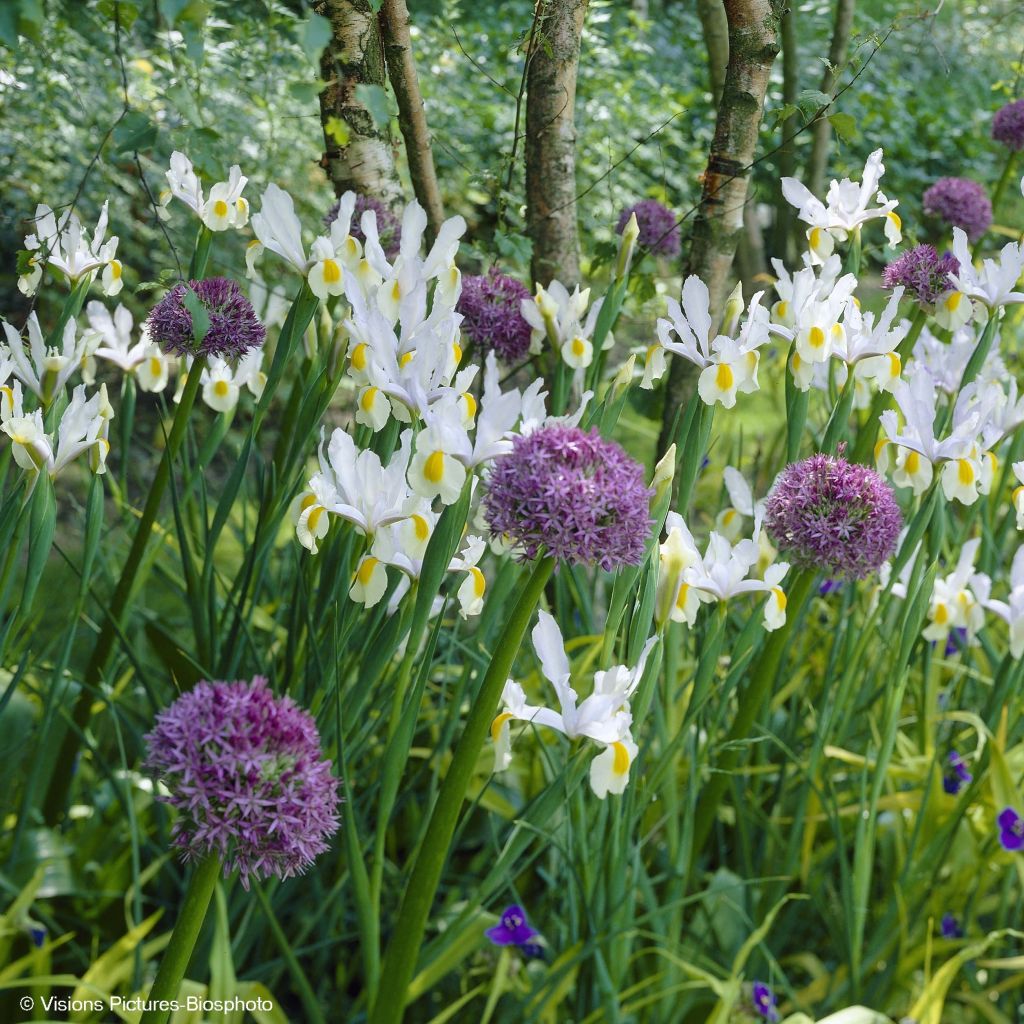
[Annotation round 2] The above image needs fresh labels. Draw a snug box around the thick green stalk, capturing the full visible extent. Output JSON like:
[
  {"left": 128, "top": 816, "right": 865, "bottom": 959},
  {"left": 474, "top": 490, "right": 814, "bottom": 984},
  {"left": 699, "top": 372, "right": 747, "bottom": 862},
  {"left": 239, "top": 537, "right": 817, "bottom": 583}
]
[
  {"left": 369, "top": 556, "right": 555, "bottom": 1024},
  {"left": 42, "top": 360, "right": 207, "bottom": 823},
  {"left": 139, "top": 856, "right": 221, "bottom": 1024}
]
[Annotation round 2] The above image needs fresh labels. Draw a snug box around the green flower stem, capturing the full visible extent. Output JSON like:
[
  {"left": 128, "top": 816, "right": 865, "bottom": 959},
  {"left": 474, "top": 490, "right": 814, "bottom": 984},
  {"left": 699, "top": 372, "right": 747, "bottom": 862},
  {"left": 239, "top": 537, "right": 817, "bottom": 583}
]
[
  {"left": 821, "top": 371, "right": 857, "bottom": 454},
  {"left": 188, "top": 225, "right": 213, "bottom": 280},
  {"left": 974, "top": 150, "right": 1017, "bottom": 258},
  {"left": 369, "top": 556, "right": 555, "bottom": 1024},
  {"left": 139, "top": 856, "right": 222, "bottom": 1024},
  {"left": 690, "top": 568, "right": 818, "bottom": 859},
  {"left": 41, "top": 359, "right": 207, "bottom": 824}
]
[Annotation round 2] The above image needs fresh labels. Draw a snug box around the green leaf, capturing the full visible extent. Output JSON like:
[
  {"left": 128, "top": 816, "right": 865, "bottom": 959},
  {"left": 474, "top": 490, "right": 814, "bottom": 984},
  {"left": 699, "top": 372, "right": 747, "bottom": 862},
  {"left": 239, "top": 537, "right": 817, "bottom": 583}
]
[
  {"left": 158, "top": 0, "right": 192, "bottom": 24},
  {"left": 182, "top": 285, "right": 210, "bottom": 345},
  {"left": 112, "top": 110, "right": 157, "bottom": 153},
  {"left": 288, "top": 78, "right": 328, "bottom": 105},
  {"left": 15, "top": 250, "right": 34, "bottom": 276},
  {"left": 355, "top": 83, "right": 393, "bottom": 128},
  {"left": 493, "top": 229, "right": 531, "bottom": 265},
  {"left": 828, "top": 112, "right": 856, "bottom": 142},
  {"left": 324, "top": 115, "right": 350, "bottom": 147},
  {"left": 299, "top": 12, "right": 332, "bottom": 64}
]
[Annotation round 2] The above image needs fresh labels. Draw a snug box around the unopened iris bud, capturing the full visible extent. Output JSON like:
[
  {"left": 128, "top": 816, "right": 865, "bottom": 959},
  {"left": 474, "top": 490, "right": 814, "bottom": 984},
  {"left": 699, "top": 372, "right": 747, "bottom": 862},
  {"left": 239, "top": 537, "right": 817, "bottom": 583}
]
[
  {"left": 610, "top": 354, "right": 636, "bottom": 401},
  {"left": 722, "top": 282, "right": 744, "bottom": 335},
  {"left": 651, "top": 443, "right": 676, "bottom": 511},
  {"left": 616, "top": 211, "right": 640, "bottom": 281}
]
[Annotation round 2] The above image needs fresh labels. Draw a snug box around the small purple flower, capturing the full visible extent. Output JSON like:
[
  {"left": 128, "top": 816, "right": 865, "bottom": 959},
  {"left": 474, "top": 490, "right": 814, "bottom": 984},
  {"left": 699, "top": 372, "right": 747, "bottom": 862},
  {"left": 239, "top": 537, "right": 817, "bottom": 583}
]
[
  {"left": 145, "top": 676, "right": 340, "bottom": 889},
  {"left": 325, "top": 194, "right": 402, "bottom": 260},
  {"left": 881, "top": 245, "right": 960, "bottom": 307},
  {"left": 486, "top": 905, "right": 544, "bottom": 959},
  {"left": 944, "top": 626, "right": 969, "bottom": 657},
  {"left": 147, "top": 277, "right": 265, "bottom": 360},
  {"left": 763, "top": 453, "right": 903, "bottom": 580},
  {"left": 483, "top": 425, "right": 653, "bottom": 570},
  {"left": 940, "top": 912, "right": 964, "bottom": 939},
  {"left": 942, "top": 750, "right": 972, "bottom": 795},
  {"left": 752, "top": 981, "right": 779, "bottom": 1022},
  {"left": 923, "top": 178, "right": 993, "bottom": 242},
  {"left": 616, "top": 199, "right": 681, "bottom": 258},
  {"left": 819, "top": 579, "right": 843, "bottom": 596},
  {"left": 456, "top": 269, "right": 533, "bottom": 363},
  {"left": 998, "top": 807, "right": 1024, "bottom": 851},
  {"left": 992, "top": 98, "right": 1024, "bottom": 152}
]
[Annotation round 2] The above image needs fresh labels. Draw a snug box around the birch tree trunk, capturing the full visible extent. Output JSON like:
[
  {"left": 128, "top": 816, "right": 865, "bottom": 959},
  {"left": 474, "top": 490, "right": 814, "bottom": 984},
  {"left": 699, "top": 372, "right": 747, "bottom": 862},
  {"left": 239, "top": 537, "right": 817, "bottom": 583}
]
[
  {"left": 805, "top": 0, "right": 855, "bottom": 198},
  {"left": 658, "top": 0, "right": 782, "bottom": 454},
  {"left": 771, "top": 1, "right": 799, "bottom": 261},
  {"left": 380, "top": 0, "right": 445, "bottom": 238},
  {"left": 525, "top": 0, "right": 589, "bottom": 288},
  {"left": 697, "top": 0, "right": 729, "bottom": 103},
  {"left": 314, "top": 0, "right": 404, "bottom": 211}
]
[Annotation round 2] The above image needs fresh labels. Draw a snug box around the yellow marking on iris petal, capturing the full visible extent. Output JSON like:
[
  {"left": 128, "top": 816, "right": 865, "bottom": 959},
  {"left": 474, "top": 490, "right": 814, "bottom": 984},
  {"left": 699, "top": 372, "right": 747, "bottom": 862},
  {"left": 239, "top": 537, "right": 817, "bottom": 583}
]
[
  {"left": 108, "top": 260, "right": 122, "bottom": 280},
  {"left": 958, "top": 459, "right": 975, "bottom": 485},
  {"left": 390, "top": 280, "right": 402, "bottom": 302},
  {"left": 645, "top": 344, "right": 659, "bottom": 365},
  {"left": 461, "top": 392, "right": 477, "bottom": 419},
  {"left": 722, "top": 509, "right": 737, "bottom": 525},
  {"left": 772, "top": 587, "right": 787, "bottom": 610},
  {"left": 0, "top": 385, "right": 13, "bottom": 406},
  {"left": 470, "top": 566, "right": 486, "bottom": 598},
  {"left": 247, "top": 239, "right": 261, "bottom": 250},
  {"left": 411, "top": 513, "right": 430, "bottom": 541},
  {"left": 830, "top": 323, "right": 844, "bottom": 340},
  {"left": 775, "top": 300, "right": 789, "bottom": 320},
  {"left": 874, "top": 439, "right": 888, "bottom": 461},
  {"left": 675, "top": 583, "right": 690, "bottom": 610},
  {"left": 236, "top": 198, "right": 248, "bottom": 214},
  {"left": 399, "top": 350, "right": 415, "bottom": 368},
  {"left": 213, "top": 379, "right": 230, "bottom": 398},
  {"left": 491, "top": 712, "right": 513, "bottom": 742},
  {"left": 213, "top": 199, "right": 229, "bottom": 218},
  {"left": 351, "top": 342, "right": 368, "bottom": 371},
  {"left": 424, "top": 450, "right": 445, "bottom": 484},
  {"left": 360, "top": 386, "right": 379, "bottom": 411},
  {"left": 96, "top": 437, "right": 110, "bottom": 457},
  {"left": 808, "top": 326, "right": 826, "bottom": 350},
  {"left": 571, "top": 337, "right": 586, "bottom": 358},
  {"left": 934, "top": 603, "right": 949, "bottom": 625},
  {"left": 321, "top": 258, "right": 341, "bottom": 284},
  {"left": 810, "top": 227, "right": 824, "bottom": 251},
  {"left": 985, "top": 451, "right": 997, "bottom": 472},
  {"left": 945, "top": 292, "right": 963, "bottom": 312},
  {"left": 888, "top": 211, "right": 902, "bottom": 231},
  {"left": 888, "top": 353, "right": 901, "bottom": 376},
  {"left": 453, "top": 342, "right": 463, "bottom": 363},
  {"left": 1013, "top": 484, "right": 1024, "bottom": 502},
  {"left": 149, "top": 356, "right": 162, "bottom": 377},
  {"left": 905, "top": 450, "right": 921, "bottom": 474},
  {"left": 611, "top": 742, "right": 630, "bottom": 775},
  {"left": 307, "top": 506, "right": 324, "bottom": 533},
  {"left": 355, "top": 557, "right": 379, "bottom": 585},
  {"left": 715, "top": 362, "right": 734, "bottom": 390},
  {"left": 300, "top": 493, "right": 319, "bottom": 513}
]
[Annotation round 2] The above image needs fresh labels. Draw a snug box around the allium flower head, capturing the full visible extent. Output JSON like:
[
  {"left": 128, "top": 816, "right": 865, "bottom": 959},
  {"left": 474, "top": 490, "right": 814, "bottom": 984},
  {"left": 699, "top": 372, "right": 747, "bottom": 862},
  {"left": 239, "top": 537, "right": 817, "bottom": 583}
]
[
  {"left": 456, "top": 269, "right": 533, "bottom": 363},
  {"left": 923, "top": 178, "right": 992, "bottom": 242},
  {"left": 616, "top": 199, "right": 681, "bottom": 258},
  {"left": 325, "top": 193, "right": 401, "bottom": 259},
  {"left": 145, "top": 676, "right": 340, "bottom": 888},
  {"left": 147, "top": 277, "right": 265, "bottom": 360},
  {"left": 992, "top": 98, "right": 1024, "bottom": 151},
  {"left": 764, "top": 452, "right": 902, "bottom": 580},
  {"left": 882, "top": 244, "right": 960, "bottom": 307},
  {"left": 483, "top": 425, "right": 652, "bottom": 570}
]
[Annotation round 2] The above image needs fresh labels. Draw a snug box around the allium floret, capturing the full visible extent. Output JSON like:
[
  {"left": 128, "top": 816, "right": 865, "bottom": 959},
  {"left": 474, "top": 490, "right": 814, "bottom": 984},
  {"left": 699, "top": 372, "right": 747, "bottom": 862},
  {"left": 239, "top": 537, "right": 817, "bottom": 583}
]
[
  {"left": 145, "top": 676, "right": 340, "bottom": 888},
  {"left": 615, "top": 199, "right": 681, "bottom": 258},
  {"left": 882, "top": 244, "right": 959, "bottom": 307},
  {"left": 483, "top": 425, "right": 652, "bottom": 570},
  {"left": 922, "top": 178, "right": 992, "bottom": 242},
  {"left": 147, "top": 277, "right": 265, "bottom": 359},
  {"left": 456, "top": 269, "right": 533, "bottom": 363},
  {"left": 764, "top": 452, "right": 902, "bottom": 580}
]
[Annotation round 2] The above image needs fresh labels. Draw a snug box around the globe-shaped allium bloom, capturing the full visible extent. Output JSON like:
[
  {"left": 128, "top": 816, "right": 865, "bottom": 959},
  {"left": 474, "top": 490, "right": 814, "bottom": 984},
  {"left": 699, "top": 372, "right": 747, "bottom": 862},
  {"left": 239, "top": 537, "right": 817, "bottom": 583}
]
[
  {"left": 992, "top": 98, "right": 1024, "bottom": 151},
  {"left": 922, "top": 178, "right": 992, "bottom": 242},
  {"left": 325, "top": 193, "right": 402, "bottom": 260},
  {"left": 882, "top": 244, "right": 960, "bottom": 307},
  {"left": 147, "top": 277, "right": 265, "bottom": 360},
  {"left": 144, "top": 676, "right": 340, "bottom": 889},
  {"left": 616, "top": 199, "right": 681, "bottom": 258},
  {"left": 456, "top": 269, "right": 532, "bottom": 363},
  {"left": 483, "top": 425, "right": 653, "bottom": 570},
  {"left": 764, "top": 453, "right": 902, "bottom": 580}
]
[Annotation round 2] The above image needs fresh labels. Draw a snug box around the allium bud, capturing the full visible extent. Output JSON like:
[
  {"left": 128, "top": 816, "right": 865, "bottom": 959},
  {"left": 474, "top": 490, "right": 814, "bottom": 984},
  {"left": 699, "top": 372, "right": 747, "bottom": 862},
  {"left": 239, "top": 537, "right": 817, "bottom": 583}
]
[
  {"left": 456, "top": 270, "right": 533, "bottom": 363},
  {"left": 992, "top": 98, "right": 1024, "bottom": 152},
  {"left": 923, "top": 178, "right": 992, "bottom": 243},
  {"left": 764, "top": 452, "right": 902, "bottom": 580},
  {"left": 145, "top": 676, "right": 340, "bottom": 888},
  {"left": 483, "top": 425, "right": 653, "bottom": 570}
]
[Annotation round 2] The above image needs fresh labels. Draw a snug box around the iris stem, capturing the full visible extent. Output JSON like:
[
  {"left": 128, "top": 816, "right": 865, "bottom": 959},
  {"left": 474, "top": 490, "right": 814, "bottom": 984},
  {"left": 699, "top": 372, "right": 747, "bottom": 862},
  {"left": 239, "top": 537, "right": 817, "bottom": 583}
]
[{"left": 369, "top": 555, "right": 555, "bottom": 1024}]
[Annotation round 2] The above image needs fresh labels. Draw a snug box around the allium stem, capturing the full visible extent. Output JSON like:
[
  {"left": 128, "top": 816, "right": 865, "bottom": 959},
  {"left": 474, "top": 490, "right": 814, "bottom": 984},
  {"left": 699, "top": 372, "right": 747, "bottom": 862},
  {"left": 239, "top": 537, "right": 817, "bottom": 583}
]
[
  {"left": 139, "top": 856, "right": 221, "bottom": 1024},
  {"left": 975, "top": 151, "right": 1017, "bottom": 257},
  {"left": 370, "top": 556, "right": 555, "bottom": 1024},
  {"left": 42, "top": 359, "right": 207, "bottom": 824},
  {"left": 690, "top": 568, "right": 818, "bottom": 859}
]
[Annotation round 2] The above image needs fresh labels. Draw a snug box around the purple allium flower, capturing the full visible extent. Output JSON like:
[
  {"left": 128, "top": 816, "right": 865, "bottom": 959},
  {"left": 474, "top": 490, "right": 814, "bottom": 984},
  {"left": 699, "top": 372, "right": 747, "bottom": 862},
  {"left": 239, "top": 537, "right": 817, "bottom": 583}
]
[
  {"left": 998, "top": 807, "right": 1024, "bottom": 851},
  {"left": 940, "top": 912, "right": 964, "bottom": 939},
  {"left": 882, "top": 245, "right": 960, "bottom": 307},
  {"left": 325, "top": 194, "right": 402, "bottom": 260},
  {"left": 456, "top": 269, "right": 533, "bottom": 363},
  {"left": 752, "top": 981, "right": 779, "bottom": 1023},
  {"left": 144, "top": 676, "right": 340, "bottom": 889},
  {"left": 922, "top": 178, "right": 993, "bottom": 242},
  {"left": 483, "top": 425, "right": 653, "bottom": 570},
  {"left": 147, "top": 278, "right": 265, "bottom": 360},
  {"left": 616, "top": 199, "right": 681, "bottom": 258},
  {"left": 942, "top": 750, "right": 972, "bottom": 795},
  {"left": 485, "top": 905, "right": 544, "bottom": 959},
  {"left": 764, "top": 453, "right": 902, "bottom": 580},
  {"left": 992, "top": 98, "right": 1024, "bottom": 151}
]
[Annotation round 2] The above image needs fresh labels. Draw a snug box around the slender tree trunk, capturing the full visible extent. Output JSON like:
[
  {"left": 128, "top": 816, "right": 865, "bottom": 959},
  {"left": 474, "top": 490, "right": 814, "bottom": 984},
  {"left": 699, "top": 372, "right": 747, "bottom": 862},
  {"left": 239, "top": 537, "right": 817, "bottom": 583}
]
[
  {"left": 805, "top": 0, "right": 855, "bottom": 198},
  {"left": 657, "top": 0, "right": 782, "bottom": 454},
  {"left": 697, "top": 0, "right": 728, "bottom": 105},
  {"left": 525, "top": 0, "right": 589, "bottom": 288},
  {"left": 315, "top": 0, "right": 404, "bottom": 210},
  {"left": 771, "top": 1, "right": 799, "bottom": 261},
  {"left": 380, "top": 0, "right": 445, "bottom": 237}
]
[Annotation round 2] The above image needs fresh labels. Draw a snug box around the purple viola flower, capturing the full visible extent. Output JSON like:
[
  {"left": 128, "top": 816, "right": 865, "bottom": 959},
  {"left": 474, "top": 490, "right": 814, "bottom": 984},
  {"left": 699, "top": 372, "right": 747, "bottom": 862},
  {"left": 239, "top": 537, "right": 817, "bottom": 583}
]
[
  {"left": 485, "top": 905, "right": 544, "bottom": 959},
  {"left": 325, "top": 193, "right": 402, "bottom": 260},
  {"left": 763, "top": 453, "right": 903, "bottom": 580},
  {"left": 145, "top": 676, "right": 340, "bottom": 889},
  {"left": 881, "top": 244, "right": 960, "bottom": 307},
  {"left": 456, "top": 269, "right": 533, "bottom": 363},
  {"left": 483, "top": 425, "right": 653, "bottom": 571},
  {"left": 942, "top": 750, "right": 972, "bottom": 795},
  {"left": 992, "top": 98, "right": 1024, "bottom": 152},
  {"left": 998, "top": 807, "right": 1024, "bottom": 851},
  {"left": 147, "top": 277, "right": 266, "bottom": 360},
  {"left": 752, "top": 981, "right": 779, "bottom": 1022},
  {"left": 923, "top": 178, "right": 993, "bottom": 242},
  {"left": 940, "top": 912, "right": 964, "bottom": 939},
  {"left": 616, "top": 199, "right": 681, "bottom": 258}
]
